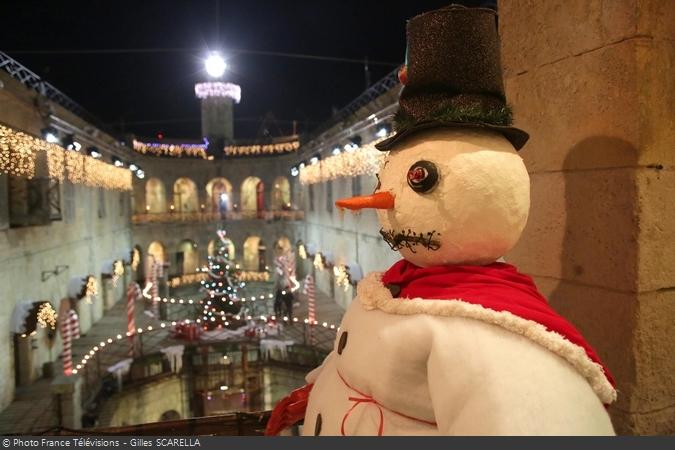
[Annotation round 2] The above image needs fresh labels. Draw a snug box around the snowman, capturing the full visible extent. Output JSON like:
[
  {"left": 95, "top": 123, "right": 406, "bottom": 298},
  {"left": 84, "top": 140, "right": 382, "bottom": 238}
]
[{"left": 266, "top": 5, "right": 616, "bottom": 436}]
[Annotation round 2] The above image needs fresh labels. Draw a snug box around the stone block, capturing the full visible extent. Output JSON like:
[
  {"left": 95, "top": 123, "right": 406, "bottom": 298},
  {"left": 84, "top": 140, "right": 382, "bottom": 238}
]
[
  {"left": 506, "top": 40, "right": 640, "bottom": 173},
  {"left": 509, "top": 168, "right": 639, "bottom": 293},
  {"left": 636, "top": 169, "right": 675, "bottom": 292},
  {"left": 637, "top": 0, "right": 675, "bottom": 41},
  {"left": 636, "top": 38, "right": 675, "bottom": 167},
  {"left": 500, "top": 0, "right": 638, "bottom": 78},
  {"left": 633, "top": 290, "right": 675, "bottom": 412}
]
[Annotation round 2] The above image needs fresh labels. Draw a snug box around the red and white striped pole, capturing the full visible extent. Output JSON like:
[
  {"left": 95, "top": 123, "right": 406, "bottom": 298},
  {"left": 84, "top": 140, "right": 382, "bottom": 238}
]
[
  {"left": 303, "top": 275, "right": 316, "bottom": 344},
  {"left": 127, "top": 282, "right": 140, "bottom": 355},
  {"left": 61, "top": 313, "right": 72, "bottom": 376},
  {"left": 61, "top": 309, "right": 79, "bottom": 376}
]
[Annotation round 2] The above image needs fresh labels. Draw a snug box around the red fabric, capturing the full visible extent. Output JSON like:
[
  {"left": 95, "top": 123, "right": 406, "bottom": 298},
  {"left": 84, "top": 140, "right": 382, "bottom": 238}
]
[
  {"left": 381, "top": 259, "right": 615, "bottom": 390},
  {"left": 265, "top": 383, "right": 314, "bottom": 436}
]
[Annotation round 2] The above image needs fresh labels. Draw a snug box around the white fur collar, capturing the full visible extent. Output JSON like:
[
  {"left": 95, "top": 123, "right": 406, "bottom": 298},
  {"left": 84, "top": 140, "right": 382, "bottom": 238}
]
[{"left": 357, "top": 272, "right": 617, "bottom": 405}]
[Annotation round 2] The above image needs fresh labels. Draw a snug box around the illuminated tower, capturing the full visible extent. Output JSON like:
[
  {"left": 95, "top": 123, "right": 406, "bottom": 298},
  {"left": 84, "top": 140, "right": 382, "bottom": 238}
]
[{"left": 194, "top": 81, "right": 241, "bottom": 156}]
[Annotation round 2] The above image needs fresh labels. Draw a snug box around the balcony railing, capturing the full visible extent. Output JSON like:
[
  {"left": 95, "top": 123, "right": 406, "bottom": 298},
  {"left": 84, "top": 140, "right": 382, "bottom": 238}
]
[{"left": 132, "top": 210, "right": 305, "bottom": 224}]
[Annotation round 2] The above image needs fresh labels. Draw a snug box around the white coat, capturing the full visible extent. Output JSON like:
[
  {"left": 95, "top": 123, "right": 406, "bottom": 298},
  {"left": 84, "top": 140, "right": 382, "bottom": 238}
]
[{"left": 302, "top": 272, "right": 616, "bottom": 436}]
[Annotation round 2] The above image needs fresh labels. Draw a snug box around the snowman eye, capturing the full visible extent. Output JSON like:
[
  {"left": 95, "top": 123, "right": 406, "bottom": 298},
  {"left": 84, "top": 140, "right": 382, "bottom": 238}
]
[{"left": 407, "top": 160, "right": 439, "bottom": 193}]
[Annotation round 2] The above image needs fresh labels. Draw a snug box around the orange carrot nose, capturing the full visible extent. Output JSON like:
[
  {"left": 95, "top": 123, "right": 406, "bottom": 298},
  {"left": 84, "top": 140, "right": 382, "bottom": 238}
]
[{"left": 335, "top": 191, "right": 395, "bottom": 211}]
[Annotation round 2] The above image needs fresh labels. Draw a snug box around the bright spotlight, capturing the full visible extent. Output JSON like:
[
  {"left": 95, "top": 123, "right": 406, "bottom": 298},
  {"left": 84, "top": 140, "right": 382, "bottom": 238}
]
[
  {"left": 42, "top": 127, "right": 60, "bottom": 144},
  {"left": 129, "top": 163, "right": 139, "bottom": 172},
  {"left": 290, "top": 166, "right": 299, "bottom": 177},
  {"left": 205, "top": 53, "right": 227, "bottom": 78}
]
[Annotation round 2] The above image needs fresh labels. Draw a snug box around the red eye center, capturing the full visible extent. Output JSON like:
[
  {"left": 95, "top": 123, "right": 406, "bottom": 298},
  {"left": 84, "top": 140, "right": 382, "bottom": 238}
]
[{"left": 407, "top": 167, "right": 427, "bottom": 183}]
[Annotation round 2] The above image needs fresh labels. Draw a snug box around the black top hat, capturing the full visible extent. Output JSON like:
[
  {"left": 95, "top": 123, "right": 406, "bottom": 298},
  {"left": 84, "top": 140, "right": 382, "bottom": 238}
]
[{"left": 376, "top": 5, "right": 529, "bottom": 151}]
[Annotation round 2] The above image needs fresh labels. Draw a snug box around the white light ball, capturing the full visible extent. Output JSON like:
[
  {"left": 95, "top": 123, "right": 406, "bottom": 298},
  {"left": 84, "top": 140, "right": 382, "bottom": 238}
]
[
  {"left": 376, "top": 129, "right": 530, "bottom": 267},
  {"left": 205, "top": 53, "right": 227, "bottom": 78}
]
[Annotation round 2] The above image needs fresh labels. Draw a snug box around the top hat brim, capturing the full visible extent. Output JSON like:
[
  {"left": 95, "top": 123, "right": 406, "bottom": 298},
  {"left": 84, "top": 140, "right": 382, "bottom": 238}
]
[{"left": 375, "top": 120, "right": 530, "bottom": 152}]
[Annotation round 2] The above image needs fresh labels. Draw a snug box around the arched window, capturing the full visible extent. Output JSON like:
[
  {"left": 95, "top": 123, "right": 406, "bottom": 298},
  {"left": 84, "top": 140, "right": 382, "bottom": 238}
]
[
  {"left": 173, "top": 178, "right": 199, "bottom": 213},
  {"left": 205, "top": 177, "right": 233, "bottom": 213},
  {"left": 177, "top": 240, "right": 199, "bottom": 274},
  {"left": 159, "top": 410, "right": 181, "bottom": 421},
  {"left": 271, "top": 176, "right": 291, "bottom": 210},
  {"left": 241, "top": 177, "right": 264, "bottom": 212},
  {"left": 243, "top": 236, "right": 267, "bottom": 271},
  {"left": 147, "top": 241, "right": 166, "bottom": 275},
  {"left": 145, "top": 178, "right": 167, "bottom": 213}
]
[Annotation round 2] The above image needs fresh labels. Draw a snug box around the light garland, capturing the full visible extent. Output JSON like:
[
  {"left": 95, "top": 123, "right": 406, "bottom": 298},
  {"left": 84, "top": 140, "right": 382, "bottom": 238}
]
[
  {"left": 224, "top": 139, "right": 299, "bottom": 157},
  {"left": 298, "top": 243, "right": 308, "bottom": 260},
  {"left": 168, "top": 272, "right": 209, "bottom": 288},
  {"left": 238, "top": 271, "right": 270, "bottom": 282},
  {"left": 46, "top": 144, "right": 66, "bottom": 181},
  {"left": 0, "top": 124, "right": 130, "bottom": 190},
  {"left": 72, "top": 293, "right": 340, "bottom": 375},
  {"left": 333, "top": 265, "right": 351, "bottom": 291},
  {"left": 0, "top": 124, "right": 39, "bottom": 178},
  {"left": 84, "top": 276, "right": 98, "bottom": 304},
  {"left": 195, "top": 82, "right": 241, "bottom": 103},
  {"left": 37, "top": 303, "right": 58, "bottom": 330},
  {"left": 299, "top": 135, "right": 389, "bottom": 185},
  {"left": 313, "top": 253, "right": 325, "bottom": 271},
  {"left": 65, "top": 151, "right": 85, "bottom": 184},
  {"left": 132, "top": 140, "right": 208, "bottom": 159}
]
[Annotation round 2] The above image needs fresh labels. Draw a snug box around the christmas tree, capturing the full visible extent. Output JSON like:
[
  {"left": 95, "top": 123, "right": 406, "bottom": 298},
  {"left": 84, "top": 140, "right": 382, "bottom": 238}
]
[{"left": 199, "top": 230, "right": 244, "bottom": 331}]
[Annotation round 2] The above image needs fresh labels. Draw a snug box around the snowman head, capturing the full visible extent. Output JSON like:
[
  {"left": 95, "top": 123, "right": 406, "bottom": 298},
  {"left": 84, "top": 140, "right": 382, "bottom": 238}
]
[{"left": 337, "top": 128, "right": 530, "bottom": 267}]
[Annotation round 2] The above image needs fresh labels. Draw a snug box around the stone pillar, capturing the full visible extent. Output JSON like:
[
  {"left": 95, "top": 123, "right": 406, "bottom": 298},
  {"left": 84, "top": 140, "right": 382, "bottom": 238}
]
[
  {"left": 500, "top": 0, "right": 675, "bottom": 435},
  {"left": 51, "top": 375, "right": 83, "bottom": 429}
]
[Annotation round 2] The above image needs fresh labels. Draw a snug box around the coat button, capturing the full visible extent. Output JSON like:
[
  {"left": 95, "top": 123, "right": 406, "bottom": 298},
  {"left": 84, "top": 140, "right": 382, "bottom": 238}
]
[
  {"left": 337, "top": 331, "right": 348, "bottom": 355},
  {"left": 314, "top": 413, "right": 322, "bottom": 435}
]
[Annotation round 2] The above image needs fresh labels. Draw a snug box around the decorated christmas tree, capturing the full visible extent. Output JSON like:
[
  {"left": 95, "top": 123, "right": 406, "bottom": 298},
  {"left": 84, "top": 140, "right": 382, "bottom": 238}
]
[{"left": 199, "top": 230, "right": 244, "bottom": 331}]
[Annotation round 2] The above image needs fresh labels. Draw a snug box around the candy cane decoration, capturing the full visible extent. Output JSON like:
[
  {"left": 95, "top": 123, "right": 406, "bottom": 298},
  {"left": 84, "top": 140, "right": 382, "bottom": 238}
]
[
  {"left": 61, "top": 309, "right": 80, "bottom": 376},
  {"left": 303, "top": 275, "right": 316, "bottom": 344},
  {"left": 127, "top": 282, "right": 141, "bottom": 355}
]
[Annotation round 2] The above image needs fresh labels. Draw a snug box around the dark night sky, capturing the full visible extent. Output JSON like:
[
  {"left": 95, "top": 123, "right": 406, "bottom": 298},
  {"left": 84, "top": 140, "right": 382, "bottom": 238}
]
[{"left": 0, "top": 0, "right": 491, "bottom": 140}]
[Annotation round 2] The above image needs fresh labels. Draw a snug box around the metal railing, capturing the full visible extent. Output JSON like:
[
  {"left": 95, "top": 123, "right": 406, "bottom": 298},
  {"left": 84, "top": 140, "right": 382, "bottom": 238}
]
[{"left": 132, "top": 210, "right": 305, "bottom": 224}]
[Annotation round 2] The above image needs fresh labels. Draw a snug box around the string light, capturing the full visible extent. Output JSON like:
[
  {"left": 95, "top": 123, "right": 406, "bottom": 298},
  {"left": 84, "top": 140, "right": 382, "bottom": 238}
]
[
  {"left": 0, "top": 124, "right": 38, "bottom": 178},
  {"left": 132, "top": 140, "right": 208, "bottom": 159},
  {"left": 333, "top": 265, "right": 351, "bottom": 291},
  {"left": 37, "top": 303, "right": 57, "bottom": 330},
  {"left": 195, "top": 82, "right": 241, "bottom": 103},
  {"left": 130, "top": 248, "right": 141, "bottom": 271},
  {"left": 313, "top": 253, "right": 325, "bottom": 271},
  {"left": 299, "top": 135, "right": 390, "bottom": 185},
  {"left": 224, "top": 139, "right": 299, "bottom": 157}
]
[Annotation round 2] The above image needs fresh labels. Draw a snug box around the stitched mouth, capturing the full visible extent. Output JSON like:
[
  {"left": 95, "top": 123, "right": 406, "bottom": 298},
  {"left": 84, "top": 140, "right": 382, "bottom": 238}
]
[{"left": 379, "top": 228, "right": 441, "bottom": 253}]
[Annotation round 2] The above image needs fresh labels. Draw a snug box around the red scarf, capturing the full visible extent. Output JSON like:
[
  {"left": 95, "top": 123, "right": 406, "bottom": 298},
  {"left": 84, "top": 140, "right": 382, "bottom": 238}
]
[{"left": 382, "top": 259, "right": 615, "bottom": 388}]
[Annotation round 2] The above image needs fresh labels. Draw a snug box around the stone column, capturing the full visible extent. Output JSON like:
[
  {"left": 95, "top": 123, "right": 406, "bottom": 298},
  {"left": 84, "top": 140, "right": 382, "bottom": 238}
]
[
  {"left": 51, "top": 375, "right": 83, "bottom": 429},
  {"left": 500, "top": 0, "right": 675, "bottom": 435}
]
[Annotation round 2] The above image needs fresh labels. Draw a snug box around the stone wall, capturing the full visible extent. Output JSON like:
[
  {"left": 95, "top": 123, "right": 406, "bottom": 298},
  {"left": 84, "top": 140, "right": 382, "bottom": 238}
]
[
  {"left": 500, "top": 0, "right": 675, "bottom": 434},
  {"left": 98, "top": 375, "right": 189, "bottom": 427},
  {"left": 0, "top": 71, "right": 134, "bottom": 410}
]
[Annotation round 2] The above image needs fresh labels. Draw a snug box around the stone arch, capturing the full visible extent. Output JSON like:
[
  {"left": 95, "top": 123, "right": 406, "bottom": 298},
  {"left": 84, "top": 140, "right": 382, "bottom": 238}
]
[
  {"left": 271, "top": 176, "right": 291, "bottom": 210},
  {"left": 205, "top": 177, "right": 233, "bottom": 213},
  {"left": 145, "top": 177, "right": 167, "bottom": 213},
  {"left": 208, "top": 238, "right": 235, "bottom": 259},
  {"left": 148, "top": 241, "right": 166, "bottom": 264},
  {"left": 177, "top": 239, "right": 200, "bottom": 274},
  {"left": 243, "top": 236, "right": 267, "bottom": 271},
  {"left": 173, "top": 177, "right": 199, "bottom": 213},
  {"left": 241, "top": 176, "right": 264, "bottom": 212}
]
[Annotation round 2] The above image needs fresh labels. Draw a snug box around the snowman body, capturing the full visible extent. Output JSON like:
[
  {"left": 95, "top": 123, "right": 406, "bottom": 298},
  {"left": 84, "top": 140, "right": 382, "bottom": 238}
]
[
  {"left": 302, "top": 274, "right": 615, "bottom": 435},
  {"left": 286, "top": 130, "right": 617, "bottom": 436}
]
